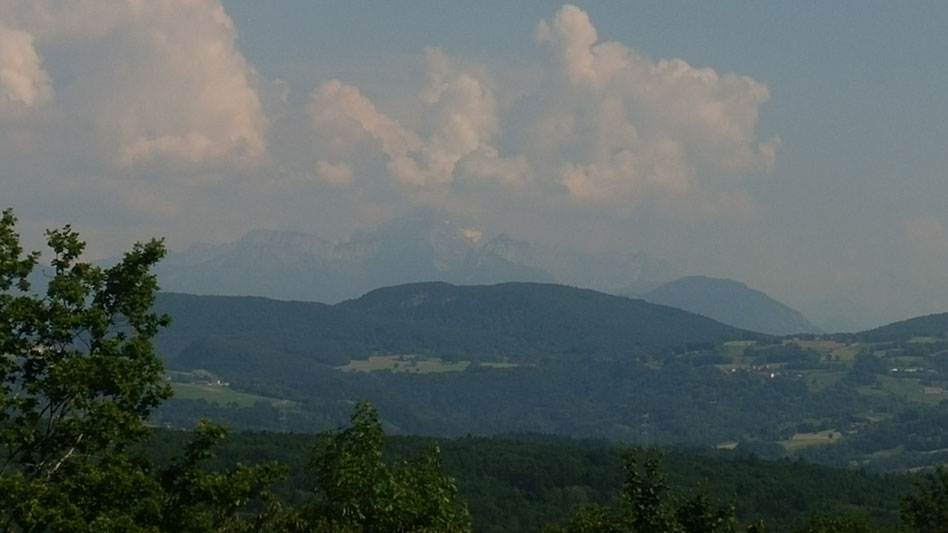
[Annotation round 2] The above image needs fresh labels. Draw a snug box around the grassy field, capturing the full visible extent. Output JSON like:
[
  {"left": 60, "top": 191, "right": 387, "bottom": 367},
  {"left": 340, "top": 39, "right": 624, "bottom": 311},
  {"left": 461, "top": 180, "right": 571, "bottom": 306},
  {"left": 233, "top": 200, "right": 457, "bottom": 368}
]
[
  {"left": 873, "top": 375, "right": 946, "bottom": 405},
  {"left": 829, "top": 344, "right": 862, "bottom": 361},
  {"left": 800, "top": 370, "right": 848, "bottom": 390},
  {"left": 781, "top": 429, "right": 841, "bottom": 452},
  {"left": 795, "top": 339, "right": 847, "bottom": 352},
  {"left": 908, "top": 336, "right": 944, "bottom": 343},
  {"left": 338, "top": 354, "right": 471, "bottom": 374},
  {"left": 479, "top": 361, "right": 521, "bottom": 369},
  {"left": 722, "top": 340, "right": 755, "bottom": 359},
  {"left": 171, "top": 383, "right": 284, "bottom": 407}
]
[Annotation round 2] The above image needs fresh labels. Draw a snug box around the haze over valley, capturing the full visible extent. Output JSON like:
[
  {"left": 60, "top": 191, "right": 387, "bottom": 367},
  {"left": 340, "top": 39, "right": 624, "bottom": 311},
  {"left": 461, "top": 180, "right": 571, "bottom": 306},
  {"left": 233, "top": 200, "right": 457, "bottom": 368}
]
[{"left": 5, "top": 3, "right": 948, "bottom": 529}]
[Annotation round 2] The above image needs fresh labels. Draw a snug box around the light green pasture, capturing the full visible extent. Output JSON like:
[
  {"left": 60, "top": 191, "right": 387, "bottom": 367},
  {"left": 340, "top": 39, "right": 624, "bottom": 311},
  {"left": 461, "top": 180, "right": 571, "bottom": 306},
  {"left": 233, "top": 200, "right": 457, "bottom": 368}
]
[
  {"left": 781, "top": 429, "right": 841, "bottom": 452},
  {"left": 171, "top": 383, "right": 281, "bottom": 407},
  {"left": 873, "top": 375, "right": 946, "bottom": 405},
  {"left": 338, "top": 354, "right": 470, "bottom": 373}
]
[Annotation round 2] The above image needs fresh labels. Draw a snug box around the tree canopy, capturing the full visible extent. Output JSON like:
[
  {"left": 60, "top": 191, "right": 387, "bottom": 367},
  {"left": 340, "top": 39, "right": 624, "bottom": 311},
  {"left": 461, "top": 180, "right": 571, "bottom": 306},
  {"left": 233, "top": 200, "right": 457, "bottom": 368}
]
[
  {"left": 299, "top": 401, "right": 472, "bottom": 532},
  {"left": 0, "top": 209, "right": 281, "bottom": 532},
  {"left": 0, "top": 209, "right": 472, "bottom": 532}
]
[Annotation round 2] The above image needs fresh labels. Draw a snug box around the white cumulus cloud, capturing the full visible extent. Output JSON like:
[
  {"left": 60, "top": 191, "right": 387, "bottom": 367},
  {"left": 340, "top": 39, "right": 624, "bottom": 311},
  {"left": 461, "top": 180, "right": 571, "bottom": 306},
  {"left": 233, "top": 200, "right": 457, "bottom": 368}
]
[
  {"left": 0, "top": 1, "right": 782, "bottom": 263},
  {"left": 0, "top": 22, "right": 52, "bottom": 114},
  {"left": 303, "top": 4, "right": 777, "bottom": 219},
  {"left": 534, "top": 4, "right": 629, "bottom": 91},
  {"left": 308, "top": 79, "right": 421, "bottom": 162},
  {"left": 307, "top": 48, "right": 524, "bottom": 189},
  {"left": 528, "top": 4, "right": 779, "bottom": 213},
  {"left": 1, "top": 0, "right": 267, "bottom": 169},
  {"left": 315, "top": 160, "right": 354, "bottom": 187}
]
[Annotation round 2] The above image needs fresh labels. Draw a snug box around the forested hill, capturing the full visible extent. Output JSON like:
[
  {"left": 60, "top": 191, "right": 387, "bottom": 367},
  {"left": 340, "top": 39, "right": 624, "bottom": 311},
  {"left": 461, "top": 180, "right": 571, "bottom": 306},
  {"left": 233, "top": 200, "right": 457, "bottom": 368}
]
[
  {"left": 151, "top": 284, "right": 948, "bottom": 463},
  {"left": 338, "top": 282, "right": 763, "bottom": 353},
  {"left": 850, "top": 311, "right": 948, "bottom": 342},
  {"left": 154, "top": 282, "right": 763, "bottom": 370}
]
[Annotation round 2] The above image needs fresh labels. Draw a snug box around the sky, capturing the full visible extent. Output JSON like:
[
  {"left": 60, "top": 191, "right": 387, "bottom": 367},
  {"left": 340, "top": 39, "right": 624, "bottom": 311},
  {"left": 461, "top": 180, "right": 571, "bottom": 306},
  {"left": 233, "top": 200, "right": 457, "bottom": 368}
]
[{"left": 1, "top": 1, "right": 947, "bottom": 325}]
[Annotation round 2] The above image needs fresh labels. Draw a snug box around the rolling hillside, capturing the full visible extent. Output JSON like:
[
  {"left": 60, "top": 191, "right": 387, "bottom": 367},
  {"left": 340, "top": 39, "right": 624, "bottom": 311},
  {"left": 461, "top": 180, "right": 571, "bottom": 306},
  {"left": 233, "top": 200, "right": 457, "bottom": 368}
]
[
  {"left": 155, "top": 282, "right": 761, "bottom": 373},
  {"left": 851, "top": 311, "right": 948, "bottom": 342},
  {"left": 150, "top": 284, "right": 948, "bottom": 469}
]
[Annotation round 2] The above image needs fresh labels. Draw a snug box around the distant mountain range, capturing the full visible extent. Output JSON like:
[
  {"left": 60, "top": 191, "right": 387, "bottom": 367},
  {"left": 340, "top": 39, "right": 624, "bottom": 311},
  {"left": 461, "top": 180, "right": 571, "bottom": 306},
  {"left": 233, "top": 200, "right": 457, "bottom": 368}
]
[
  {"left": 30, "top": 205, "right": 823, "bottom": 335},
  {"left": 151, "top": 208, "right": 834, "bottom": 335},
  {"left": 153, "top": 207, "right": 679, "bottom": 304},
  {"left": 639, "top": 276, "right": 822, "bottom": 336}
]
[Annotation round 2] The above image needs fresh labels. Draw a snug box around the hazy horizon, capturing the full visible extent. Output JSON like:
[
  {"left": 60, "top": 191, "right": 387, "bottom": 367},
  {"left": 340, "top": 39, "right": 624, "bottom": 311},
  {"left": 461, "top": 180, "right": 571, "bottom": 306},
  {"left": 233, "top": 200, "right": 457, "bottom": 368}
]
[{"left": 3, "top": 1, "right": 947, "bottom": 326}]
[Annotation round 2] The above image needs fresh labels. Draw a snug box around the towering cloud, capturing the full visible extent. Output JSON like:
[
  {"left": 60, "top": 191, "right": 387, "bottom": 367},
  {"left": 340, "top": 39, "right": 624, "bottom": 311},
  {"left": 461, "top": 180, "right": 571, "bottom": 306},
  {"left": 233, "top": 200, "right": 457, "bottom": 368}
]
[
  {"left": 0, "top": 22, "right": 52, "bottom": 114},
  {"left": 304, "top": 4, "right": 778, "bottom": 218},
  {"left": 1, "top": 1, "right": 779, "bottom": 266},
  {"left": 388, "top": 48, "right": 503, "bottom": 186},
  {"left": 534, "top": 4, "right": 628, "bottom": 91},
  {"left": 308, "top": 79, "right": 421, "bottom": 182},
  {"left": 307, "top": 49, "right": 517, "bottom": 190},
  {"left": 0, "top": 0, "right": 267, "bottom": 168},
  {"left": 530, "top": 4, "right": 778, "bottom": 212}
]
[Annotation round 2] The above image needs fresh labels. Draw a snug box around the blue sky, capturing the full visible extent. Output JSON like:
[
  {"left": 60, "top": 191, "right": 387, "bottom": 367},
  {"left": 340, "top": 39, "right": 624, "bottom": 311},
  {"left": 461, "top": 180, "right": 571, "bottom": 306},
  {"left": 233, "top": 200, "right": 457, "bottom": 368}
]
[{"left": 2, "top": 1, "right": 947, "bottom": 326}]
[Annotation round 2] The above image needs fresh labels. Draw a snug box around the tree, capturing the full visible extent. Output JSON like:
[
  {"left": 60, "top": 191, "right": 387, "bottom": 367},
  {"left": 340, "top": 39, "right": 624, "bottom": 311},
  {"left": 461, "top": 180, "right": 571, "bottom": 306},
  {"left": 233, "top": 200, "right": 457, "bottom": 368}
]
[
  {"left": 1, "top": 209, "right": 173, "bottom": 530},
  {"left": 791, "top": 515, "right": 889, "bottom": 533},
  {"left": 155, "top": 420, "right": 288, "bottom": 533},
  {"left": 299, "top": 401, "right": 472, "bottom": 533},
  {"left": 546, "top": 451, "right": 765, "bottom": 533},
  {"left": 901, "top": 467, "right": 948, "bottom": 533},
  {"left": 0, "top": 209, "right": 280, "bottom": 532}
]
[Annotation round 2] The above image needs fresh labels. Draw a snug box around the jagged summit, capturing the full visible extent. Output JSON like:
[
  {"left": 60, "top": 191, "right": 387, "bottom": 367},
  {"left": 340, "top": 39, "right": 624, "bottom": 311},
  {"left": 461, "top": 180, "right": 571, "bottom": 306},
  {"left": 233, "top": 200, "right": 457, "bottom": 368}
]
[{"left": 154, "top": 207, "right": 675, "bottom": 303}]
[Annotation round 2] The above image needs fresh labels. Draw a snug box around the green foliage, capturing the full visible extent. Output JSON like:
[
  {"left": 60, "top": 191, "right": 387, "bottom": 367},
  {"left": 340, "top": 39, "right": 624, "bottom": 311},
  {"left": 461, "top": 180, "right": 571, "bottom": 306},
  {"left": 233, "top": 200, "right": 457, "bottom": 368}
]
[
  {"left": 299, "top": 401, "right": 472, "bottom": 532},
  {"left": 901, "top": 467, "right": 948, "bottom": 533},
  {"left": 0, "top": 210, "right": 280, "bottom": 532},
  {"left": 1, "top": 209, "right": 170, "bottom": 530},
  {"left": 790, "top": 515, "right": 889, "bottom": 533},
  {"left": 547, "top": 452, "right": 762, "bottom": 533},
  {"left": 139, "top": 429, "right": 920, "bottom": 533},
  {"left": 157, "top": 420, "right": 287, "bottom": 533}
]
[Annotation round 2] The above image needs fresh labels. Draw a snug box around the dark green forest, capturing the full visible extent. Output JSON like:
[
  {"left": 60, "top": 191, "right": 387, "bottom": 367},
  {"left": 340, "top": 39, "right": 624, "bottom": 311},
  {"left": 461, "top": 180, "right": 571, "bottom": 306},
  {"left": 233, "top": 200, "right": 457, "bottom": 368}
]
[{"left": 142, "top": 425, "right": 923, "bottom": 533}]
